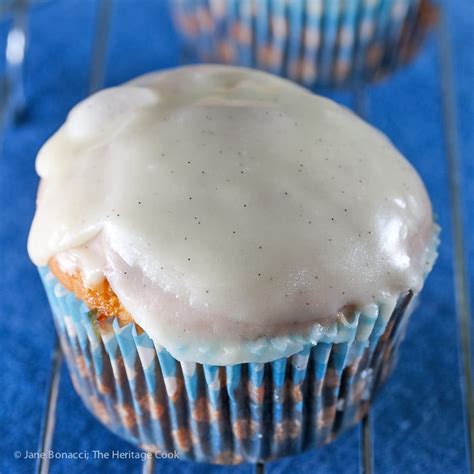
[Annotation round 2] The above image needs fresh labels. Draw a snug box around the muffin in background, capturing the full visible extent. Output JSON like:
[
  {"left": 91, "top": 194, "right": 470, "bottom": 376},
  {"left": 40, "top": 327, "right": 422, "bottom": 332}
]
[
  {"left": 171, "top": 0, "right": 437, "bottom": 88},
  {"left": 29, "top": 65, "right": 439, "bottom": 463}
]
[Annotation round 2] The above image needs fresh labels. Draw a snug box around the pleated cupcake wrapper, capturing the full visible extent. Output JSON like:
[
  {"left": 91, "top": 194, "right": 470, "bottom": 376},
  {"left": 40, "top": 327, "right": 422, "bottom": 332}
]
[
  {"left": 171, "top": 0, "right": 436, "bottom": 88},
  {"left": 39, "top": 267, "right": 414, "bottom": 464}
]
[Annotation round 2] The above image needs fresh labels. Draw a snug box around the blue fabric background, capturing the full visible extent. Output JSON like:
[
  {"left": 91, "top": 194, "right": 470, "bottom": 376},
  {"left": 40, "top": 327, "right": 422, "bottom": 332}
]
[{"left": 0, "top": 1, "right": 472, "bottom": 473}]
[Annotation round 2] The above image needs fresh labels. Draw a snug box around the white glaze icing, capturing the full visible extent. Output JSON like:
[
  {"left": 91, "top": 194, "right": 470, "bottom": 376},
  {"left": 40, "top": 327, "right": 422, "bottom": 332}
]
[{"left": 28, "top": 65, "right": 436, "bottom": 364}]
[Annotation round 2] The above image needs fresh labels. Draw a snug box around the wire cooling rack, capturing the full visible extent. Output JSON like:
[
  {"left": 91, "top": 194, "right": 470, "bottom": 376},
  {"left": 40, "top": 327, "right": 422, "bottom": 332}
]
[{"left": 0, "top": 1, "right": 471, "bottom": 473}]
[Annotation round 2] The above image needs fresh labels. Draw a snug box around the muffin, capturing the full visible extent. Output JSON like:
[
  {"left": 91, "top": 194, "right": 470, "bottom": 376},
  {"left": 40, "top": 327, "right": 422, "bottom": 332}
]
[
  {"left": 28, "top": 65, "right": 438, "bottom": 463},
  {"left": 171, "top": 0, "right": 437, "bottom": 88}
]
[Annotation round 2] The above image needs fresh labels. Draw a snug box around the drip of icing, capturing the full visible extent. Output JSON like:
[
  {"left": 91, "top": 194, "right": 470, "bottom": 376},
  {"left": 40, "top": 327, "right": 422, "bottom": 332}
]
[{"left": 28, "top": 65, "right": 437, "bottom": 364}]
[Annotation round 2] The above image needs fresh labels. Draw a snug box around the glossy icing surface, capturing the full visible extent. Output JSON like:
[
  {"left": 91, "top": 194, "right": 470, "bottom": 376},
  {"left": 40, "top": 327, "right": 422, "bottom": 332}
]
[{"left": 28, "top": 66, "right": 436, "bottom": 364}]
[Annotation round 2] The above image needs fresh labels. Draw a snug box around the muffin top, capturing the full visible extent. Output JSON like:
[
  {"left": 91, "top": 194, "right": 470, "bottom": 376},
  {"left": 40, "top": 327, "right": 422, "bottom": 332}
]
[{"left": 28, "top": 65, "right": 436, "bottom": 364}]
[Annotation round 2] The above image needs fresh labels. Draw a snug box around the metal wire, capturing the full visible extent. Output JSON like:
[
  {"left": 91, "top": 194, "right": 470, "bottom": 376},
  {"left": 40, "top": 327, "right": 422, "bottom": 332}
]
[
  {"left": 35, "top": 336, "right": 63, "bottom": 474},
  {"left": 437, "top": 7, "right": 474, "bottom": 473},
  {"left": 33, "top": 1, "right": 113, "bottom": 473},
  {"left": 89, "top": 0, "right": 112, "bottom": 94},
  {"left": 353, "top": 85, "right": 367, "bottom": 119},
  {"left": 360, "top": 413, "right": 374, "bottom": 474},
  {"left": 0, "top": 0, "right": 28, "bottom": 156},
  {"left": 142, "top": 455, "right": 155, "bottom": 474},
  {"left": 5, "top": 0, "right": 28, "bottom": 119}
]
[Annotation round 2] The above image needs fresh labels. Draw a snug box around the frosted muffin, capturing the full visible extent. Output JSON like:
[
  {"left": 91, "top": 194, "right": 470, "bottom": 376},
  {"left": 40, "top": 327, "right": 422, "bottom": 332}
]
[
  {"left": 171, "top": 0, "right": 437, "bottom": 88},
  {"left": 28, "top": 65, "right": 438, "bottom": 463}
]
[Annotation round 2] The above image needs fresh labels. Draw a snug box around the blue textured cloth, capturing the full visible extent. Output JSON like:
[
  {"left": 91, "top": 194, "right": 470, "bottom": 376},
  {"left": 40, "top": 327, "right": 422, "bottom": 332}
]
[{"left": 0, "top": 1, "right": 472, "bottom": 473}]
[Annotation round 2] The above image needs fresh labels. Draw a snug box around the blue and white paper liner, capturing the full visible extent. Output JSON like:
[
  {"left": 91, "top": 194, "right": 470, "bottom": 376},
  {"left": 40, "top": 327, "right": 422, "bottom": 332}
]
[
  {"left": 171, "top": 0, "right": 436, "bottom": 88},
  {"left": 39, "top": 267, "right": 414, "bottom": 464}
]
